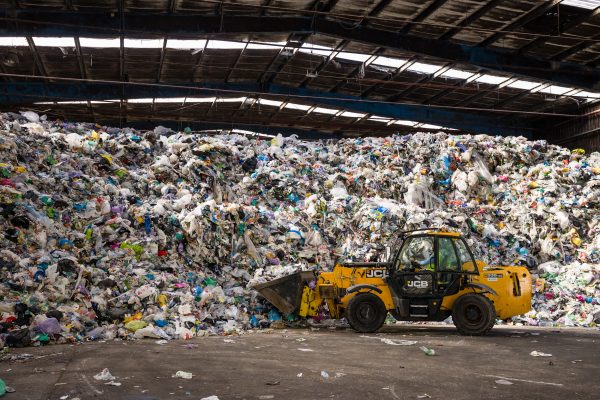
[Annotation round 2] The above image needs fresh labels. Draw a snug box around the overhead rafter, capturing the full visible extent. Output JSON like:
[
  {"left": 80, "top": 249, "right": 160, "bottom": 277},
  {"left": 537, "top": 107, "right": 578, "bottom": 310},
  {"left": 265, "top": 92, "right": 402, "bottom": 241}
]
[
  {"left": 387, "top": 63, "right": 453, "bottom": 102},
  {"left": 0, "top": 81, "right": 537, "bottom": 136},
  {"left": 399, "top": 0, "right": 448, "bottom": 34},
  {"left": 2, "top": 13, "right": 599, "bottom": 90},
  {"left": 476, "top": 1, "right": 562, "bottom": 48},
  {"left": 438, "top": 0, "right": 502, "bottom": 40},
  {"left": 518, "top": 6, "right": 600, "bottom": 54},
  {"left": 551, "top": 30, "right": 600, "bottom": 61}
]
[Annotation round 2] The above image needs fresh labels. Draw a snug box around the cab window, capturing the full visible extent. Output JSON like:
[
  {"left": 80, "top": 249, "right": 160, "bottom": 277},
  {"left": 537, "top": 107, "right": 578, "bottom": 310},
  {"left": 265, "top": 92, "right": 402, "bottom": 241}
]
[
  {"left": 453, "top": 238, "right": 476, "bottom": 272},
  {"left": 396, "top": 236, "right": 435, "bottom": 271},
  {"left": 437, "top": 237, "right": 460, "bottom": 271}
]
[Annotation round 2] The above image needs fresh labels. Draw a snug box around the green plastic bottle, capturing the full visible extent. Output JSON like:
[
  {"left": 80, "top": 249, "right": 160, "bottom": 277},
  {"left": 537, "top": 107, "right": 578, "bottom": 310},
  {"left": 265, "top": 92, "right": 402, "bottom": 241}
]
[{"left": 0, "top": 378, "right": 6, "bottom": 396}]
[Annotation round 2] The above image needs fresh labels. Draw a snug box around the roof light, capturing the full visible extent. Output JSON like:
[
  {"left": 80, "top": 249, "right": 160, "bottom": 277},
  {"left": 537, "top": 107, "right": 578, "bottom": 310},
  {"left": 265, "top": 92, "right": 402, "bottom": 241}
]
[
  {"left": 506, "top": 80, "right": 541, "bottom": 90},
  {"left": 284, "top": 102, "right": 311, "bottom": 111},
  {"left": 33, "top": 37, "right": 75, "bottom": 47},
  {"left": 336, "top": 52, "right": 371, "bottom": 63},
  {"left": 440, "top": 69, "right": 475, "bottom": 80},
  {"left": 298, "top": 43, "right": 333, "bottom": 57},
  {"left": 371, "top": 56, "right": 408, "bottom": 68},
  {"left": 0, "top": 37, "right": 28, "bottom": 47},
  {"left": 167, "top": 39, "right": 207, "bottom": 50},
  {"left": 419, "top": 123, "right": 444, "bottom": 129},
  {"left": 339, "top": 111, "right": 366, "bottom": 118},
  {"left": 393, "top": 120, "right": 418, "bottom": 126},
  {"left": 313, "top": 107, "right": 339, "bottom": 115},
  {"left": 573, "top": 91, "right": 600, "bottom": 99},
  {"left": 539, "top": 85, "right": 574, "bottom": 95},
  {"left": 206, "top": 40, "right": 246, "bottom": 50},
  {"left": 560, "top": 0, "right": 600, "bottom": 9},
  {"left": 246, "top": 41, "right": 287, "bottom": 50},
  {"left": 124, "top": 39, "right": 163, "bottom": 49},
  {"left": 368, "top": 116, "right": 392, "bottom": 123},
  {"left": 216, "top": 97, "right": 247, "bottom": 103},
  {"left": 154, "top": 97, "right": 186, "bottom": 103},
  {"left": 185, "top": 97, "right": 217, "bottom": 103},
  {"left": 407, "top": 62, "right": 443, "bottom": 75},
  {"left": 258, "top": 98, "right": 283, "bottom": 107},
  {"left": 128, "top": 98, "right": 154, "bottom": 103},
  {"left": 475, "top": 74, "right": 509, "bottom": 85},
  {"left": 80, "top": 37, "right": 121, "bottom": 48}
]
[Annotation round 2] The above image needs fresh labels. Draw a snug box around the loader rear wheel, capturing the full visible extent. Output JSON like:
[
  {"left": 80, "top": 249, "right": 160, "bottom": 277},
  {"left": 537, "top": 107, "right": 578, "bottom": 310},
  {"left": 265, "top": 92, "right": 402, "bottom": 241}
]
[
  {"left": 452, "top": 294, "right": 496, "bottom": 336},
  {"left": 346, "top": 292, "right": 387, "bottom": 333}
]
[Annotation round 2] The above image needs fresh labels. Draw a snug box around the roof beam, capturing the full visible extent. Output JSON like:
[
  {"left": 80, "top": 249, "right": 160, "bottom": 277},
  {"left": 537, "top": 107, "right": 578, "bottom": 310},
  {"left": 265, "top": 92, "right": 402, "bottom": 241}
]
[
  {"left": 518, "top": 7, "right": 600, "bottom": 54},
  {"left": 551, "top": 30, "right": 600, "bottom": 61},
  {"left": 438, "top": 0, "right": 502, "bottom": 40},
  {"left": 360, "top": 57, "right": 416, "bottom": 98},
  {"left": 387, "top": 63, "right": 453, "bottom": 101},
  {"left": 476, "top": 1, "right": 561, "bottom": 48},
  {"left": 399, "top": 0, "right": 448, "bottom": 34},
  {"left": 3, "top": 13, "right": 599, "bottom": 90},
  {"left": 0, "top": 81, "right": 535, "bottom": 136},
  {"left": 74, "top": 37, "right": 86, "bottom": 79},
  {"left": 25, "top": 37, "right": 48, "bottom": 80}
]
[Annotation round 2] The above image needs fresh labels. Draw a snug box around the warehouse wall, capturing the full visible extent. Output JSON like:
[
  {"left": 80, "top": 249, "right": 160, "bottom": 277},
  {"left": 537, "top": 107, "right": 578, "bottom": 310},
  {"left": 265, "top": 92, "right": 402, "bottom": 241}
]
[{"left": 541, "top": 104, "right": 600, "bottom": 153}]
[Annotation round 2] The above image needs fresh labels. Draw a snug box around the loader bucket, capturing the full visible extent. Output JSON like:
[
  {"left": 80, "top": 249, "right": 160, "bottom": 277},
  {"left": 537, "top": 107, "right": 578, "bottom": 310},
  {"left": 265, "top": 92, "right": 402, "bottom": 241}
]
[{"left": 252, "top": 271, "right": 316, "bottom": 314}]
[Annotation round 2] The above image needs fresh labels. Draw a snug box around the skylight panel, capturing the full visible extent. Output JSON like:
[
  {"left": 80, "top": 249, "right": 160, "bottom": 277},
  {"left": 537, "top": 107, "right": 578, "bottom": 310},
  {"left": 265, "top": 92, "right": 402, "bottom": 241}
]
[
  {"left": 0, "top": 37, "right": 28, "bottom": 47},
  {"left": 407, "top": 62, "right": 443, "bottom": 75},
  {"left": 506, "top": 80, "right": 541, "bottom": 90},
  {"left": 124, "top": 39, "right": 163, "bottom": 49},
  {"left": 539, "top": 85, "right": 574, "bottom": 95},
  {"left": 128, "top": 98, "right": 154, "bottom": 104},
  {"left": 440, "top": 68, "right": 474, "bottom": 80},
  {"left": 299, "top": 43, "right": 334, "bottom": 57},
  {"left": 313, "top": 107, "right": 339, "bottom": 115},
  {"left": 167, "top": 39, "right": 207, "bottom": 50},
  {"left": 560, "top": 0, "right": 600, "bottom": 9},
  {"left": 33, "top": 37, "right": 75, "bottom": 47},
  {"left": 80, "top": 38, "right": 121, "bottom": 48},
  {"left": 419, "top": 123, "right": 444, "bottom": 129},
  {"left": 246, "top": 41, "right": 286, "bottom": 50},
  {"left": 285, "top": 102, "right": 311, "bottom": 111},
  {"left": 368, "top": 115, "right": 392, "bottom": 123},
  {"left": 154, "top": 97, "right": 186, "bottom": 103},
  {"left": 339, "top": 111, "right": 366, "bottom": 118},
  {"left": 185, "top": 97, "right": 216, "bottom": 103},
  {"left": 475, "top": 74, "right": 509, "bottom": 85},
  {"left": 258, "top": 98, "right": 283, "bottom": 107},
  {"left": 371, "top": 56, "right": 407, "bottom": 68},
  {"left": 393, "top": 120, "right": 418, "bottom": 126},
  {"left": 216, "top": 97, "right": 247, "bottom": 103},
  {"left": 573, "top": 91, "right": 600, "bottom": 99},
  {"left": 207, "top": 40, "right": 246, "bottom": 49},
  {"left": 336, "top": 52, "right": 370, "bottom": 63}
]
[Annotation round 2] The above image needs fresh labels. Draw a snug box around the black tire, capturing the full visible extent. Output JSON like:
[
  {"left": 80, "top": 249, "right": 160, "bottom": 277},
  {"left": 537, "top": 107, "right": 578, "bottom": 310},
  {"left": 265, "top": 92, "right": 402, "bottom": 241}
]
[
  {"left": 346, "top": 292, "right": 387, "bottom": 333},
  {"left": 452, "top": 294, "right": 496, "bottom": 336}
]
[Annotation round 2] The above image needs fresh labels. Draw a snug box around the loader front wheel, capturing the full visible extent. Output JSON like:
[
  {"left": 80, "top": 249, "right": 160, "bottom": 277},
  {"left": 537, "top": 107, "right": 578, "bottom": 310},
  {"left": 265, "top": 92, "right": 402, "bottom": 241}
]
[
  {"left": 346, "top": 292, "right": 387, "bottom": 333},
  {"left": 452, "top": 294, "right": 496, "bottom": 336}
]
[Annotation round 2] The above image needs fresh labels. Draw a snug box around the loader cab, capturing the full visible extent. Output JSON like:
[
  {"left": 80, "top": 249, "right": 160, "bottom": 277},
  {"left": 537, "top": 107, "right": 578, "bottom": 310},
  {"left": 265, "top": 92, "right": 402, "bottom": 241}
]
[{"left": 389, "top": 232, "right": 478, "bottom": 300}]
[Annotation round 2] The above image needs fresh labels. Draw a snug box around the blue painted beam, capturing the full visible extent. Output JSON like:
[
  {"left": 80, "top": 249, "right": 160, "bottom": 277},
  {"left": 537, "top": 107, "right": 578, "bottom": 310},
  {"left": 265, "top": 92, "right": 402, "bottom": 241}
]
[
  {"left": 0, "top": 81, "right": 533, "bottom": 137},
  {"left": 1, "top": 11, "right": 599, "bottom": 90}
]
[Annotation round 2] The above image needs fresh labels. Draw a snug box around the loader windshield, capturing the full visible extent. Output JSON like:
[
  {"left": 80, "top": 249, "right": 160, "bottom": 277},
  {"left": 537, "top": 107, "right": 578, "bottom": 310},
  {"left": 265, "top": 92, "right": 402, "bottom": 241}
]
[{"left": 395, "top": 236, "right": 435, "bottom": 271}]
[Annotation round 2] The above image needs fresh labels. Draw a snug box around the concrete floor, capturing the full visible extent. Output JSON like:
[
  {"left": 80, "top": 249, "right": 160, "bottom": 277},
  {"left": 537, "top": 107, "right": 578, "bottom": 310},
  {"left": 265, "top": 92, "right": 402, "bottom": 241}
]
[{"left": 0, "top": 324, "right": 598, "bottom": 400}]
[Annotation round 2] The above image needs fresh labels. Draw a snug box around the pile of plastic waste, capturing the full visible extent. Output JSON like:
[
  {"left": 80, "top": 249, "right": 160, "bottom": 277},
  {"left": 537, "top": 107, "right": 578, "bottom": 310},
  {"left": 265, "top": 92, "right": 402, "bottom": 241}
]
[{"left": 0, "top": 111, "right": 598, "bottom": 347}]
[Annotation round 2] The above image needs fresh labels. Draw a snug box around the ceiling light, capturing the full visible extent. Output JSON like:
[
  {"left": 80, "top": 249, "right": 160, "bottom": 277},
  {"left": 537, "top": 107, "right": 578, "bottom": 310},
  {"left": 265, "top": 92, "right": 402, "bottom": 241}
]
[
  {"left": 506, "top": 80, "right": 541, "bottom": 90},
  {"left": 124, "top": 39, "right": 163, "bottom": 49},
  {"left": 167, "top": 39, "right": 207, "bottom": 50},
  {"left": 539, "top": 85, "right": 574, "bottom": 95},
  {"left": 339, "top": 111, "right": 366, "bottom": 118},
  {"left": 440, "top": 69, "right": 474, "bottom": 80},
  {"left": 407, "top": 62, "right": 443, "bottom": 75},
  {"left": 335, "top": 52, "right": 370, "bottom": 63},
  {"left": 80, "top": 38, "right": 121, "bottom": 48},
  {"left": 313, "top": 107, "right": 339, "bottom": 115},
  {"left": 285, "top": 103, "right": 311, "bottom": 111},
  {"left": 371, "top": 56, "right": 408, "bottom": 68},
  {"left": 560, "top": 0, "right": 600, "bottom": 9},
  {"left": 475, "top": 74, "right": 509, "bottom": 85},
  {"left": 0, "top": 37, "right": 28, "bottom": 47},
  {"left": 258, "top": 99, "right": 283, "bottom": 107}
]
